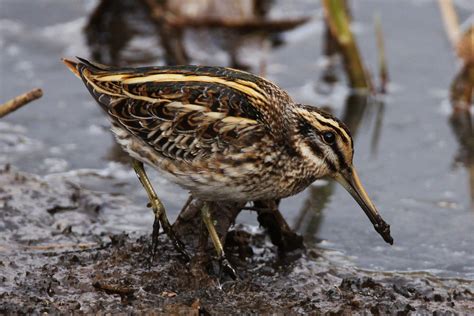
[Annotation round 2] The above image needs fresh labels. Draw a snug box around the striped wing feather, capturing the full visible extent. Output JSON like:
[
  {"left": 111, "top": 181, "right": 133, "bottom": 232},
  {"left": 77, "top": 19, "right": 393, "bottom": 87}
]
[
  {"left": 76, "top": 60, "right": 273, "bottom": 163},
  {"left": 110, "top": 97, "right": 265, "bottom": 162}
]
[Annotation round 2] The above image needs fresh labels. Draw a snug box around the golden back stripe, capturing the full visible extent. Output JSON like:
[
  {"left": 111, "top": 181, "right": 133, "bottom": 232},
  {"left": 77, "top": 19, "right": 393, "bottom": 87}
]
[
  {"left": 235, "top": 79, "right": 268, "bottom": 96},
  {"left": 96, "top": 74, "right": 269, "bottom": 103}
]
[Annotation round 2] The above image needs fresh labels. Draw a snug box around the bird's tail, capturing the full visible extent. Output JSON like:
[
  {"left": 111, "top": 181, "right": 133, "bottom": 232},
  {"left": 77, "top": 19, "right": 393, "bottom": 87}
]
[
  {"left": 62, "top": 57, "right": 113, "bottom": 78},
  {"left": 61, "top": 57, "right": 125, "bottom": 111}
]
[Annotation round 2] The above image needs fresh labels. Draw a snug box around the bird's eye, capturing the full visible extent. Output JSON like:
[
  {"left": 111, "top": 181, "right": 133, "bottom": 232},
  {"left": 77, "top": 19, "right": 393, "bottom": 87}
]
[{"left": 322, "top": 131, "right": 336, "bottom": 145}]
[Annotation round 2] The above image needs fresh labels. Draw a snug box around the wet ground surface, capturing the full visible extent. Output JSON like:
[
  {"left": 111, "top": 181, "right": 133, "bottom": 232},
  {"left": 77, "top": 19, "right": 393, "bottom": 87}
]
[
  {"left": 1, "top": 166, "right": 473, "bottom": 314},
  {"left": 1, "top": 0, "right": 474, "bottom": 314}
]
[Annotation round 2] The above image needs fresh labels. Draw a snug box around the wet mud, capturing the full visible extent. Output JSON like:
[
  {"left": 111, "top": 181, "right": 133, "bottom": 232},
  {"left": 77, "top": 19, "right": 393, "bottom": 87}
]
[{"left": 1, "top": 165, "right": 473, "bottom": 314}]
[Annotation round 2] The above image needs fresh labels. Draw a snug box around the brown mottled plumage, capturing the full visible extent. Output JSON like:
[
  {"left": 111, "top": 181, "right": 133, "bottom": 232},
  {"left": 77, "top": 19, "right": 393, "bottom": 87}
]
[{"left": 63, "top": 57, "right": 392, "bottom": 255}]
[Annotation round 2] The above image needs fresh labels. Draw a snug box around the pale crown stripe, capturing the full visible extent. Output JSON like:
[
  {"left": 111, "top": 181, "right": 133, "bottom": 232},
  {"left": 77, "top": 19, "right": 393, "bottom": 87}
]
[
  {"left": 312, "top": 112, "right": 351, "bottom": 141},
  {"left": 294, "top": 107, "right": 351, "bottom": 142}
]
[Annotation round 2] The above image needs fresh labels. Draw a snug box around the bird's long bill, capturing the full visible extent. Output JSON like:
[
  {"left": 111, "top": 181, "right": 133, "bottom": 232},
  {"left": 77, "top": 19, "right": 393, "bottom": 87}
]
[{"left": 335, "top": 167, "right": 393, "bottom": 245}]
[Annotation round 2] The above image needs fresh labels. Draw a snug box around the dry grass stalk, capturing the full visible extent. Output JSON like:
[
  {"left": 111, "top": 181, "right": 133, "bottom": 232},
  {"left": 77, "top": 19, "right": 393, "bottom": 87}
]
[
  {"left": 438, "top": 0, "right": 473, "bottom": 65},
  {"left": 25, "top": 242, "right": 99, "bottom": 251},
  {"left": 450, "top": 64, "right": 474, "bottom": 111},
  {"left": 322, "top": 0, "right": 372, "bottom": 90},
  {"left": 438, "top": 0, "right": 460, "bottom": 47},
  {"left": 438, "top": 1, "right": 473, "bottom": 109},
  {"left": 0, "top": 88, "right": 43, "bottom": 118},
  {"left": 457, "top": 26, "right": 474, "bottom": 65}
]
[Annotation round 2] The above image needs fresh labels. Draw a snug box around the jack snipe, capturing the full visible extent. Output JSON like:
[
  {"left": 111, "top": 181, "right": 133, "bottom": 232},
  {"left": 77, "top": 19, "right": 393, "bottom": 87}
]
[{"left": 63, "top": 57, "right": 393, "bottom": 277}]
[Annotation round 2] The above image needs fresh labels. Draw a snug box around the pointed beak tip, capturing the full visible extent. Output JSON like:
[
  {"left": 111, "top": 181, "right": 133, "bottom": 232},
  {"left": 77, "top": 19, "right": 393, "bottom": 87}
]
[
  {"left": 384, "top": 234, "right": 394, "bottom": 245},
  {"left": 375, "top": 222, "right": 393, "bottom": 245}
]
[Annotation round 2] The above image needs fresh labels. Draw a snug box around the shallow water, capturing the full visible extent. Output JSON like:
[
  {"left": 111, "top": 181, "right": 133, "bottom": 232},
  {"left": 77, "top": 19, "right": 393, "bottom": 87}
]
[{"left": 1, "top": 0, "right": 473, "bottom": 279}]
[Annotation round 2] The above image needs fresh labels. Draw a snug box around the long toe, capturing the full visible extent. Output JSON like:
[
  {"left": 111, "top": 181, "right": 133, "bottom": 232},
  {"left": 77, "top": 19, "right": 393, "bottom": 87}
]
[
  {"left": 170, "top": 233, "right": 191, "bottom": 262},
  {"left": 151, "top": 217, "right": 161, "bottom": 259},
  {"left": 220, "top": 257, "right": 238, "bottom": 280}
]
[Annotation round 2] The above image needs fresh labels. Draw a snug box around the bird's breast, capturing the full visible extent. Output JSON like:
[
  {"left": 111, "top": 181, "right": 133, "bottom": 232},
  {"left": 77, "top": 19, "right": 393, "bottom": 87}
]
[{"left": 110, "top": 122, "right": 312, "bottom": 201}]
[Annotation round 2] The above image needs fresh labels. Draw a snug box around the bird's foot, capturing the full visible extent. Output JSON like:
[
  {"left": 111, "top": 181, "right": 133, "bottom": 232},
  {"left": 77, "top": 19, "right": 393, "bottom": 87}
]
[
  {"left": 150, "top": 216, "right": 161, "bottom": 258},
  {"left": 219, "top": 255, "right": 238, "bottom": 280},
  {"left": 166, "top": 226, "right": 191, "bottom": 262},
  {"left": 147, "top": 198, "right": 191, "bottom": 262},
  {"left": 143, "top": 217, "right": 161, "bottom": 268}
]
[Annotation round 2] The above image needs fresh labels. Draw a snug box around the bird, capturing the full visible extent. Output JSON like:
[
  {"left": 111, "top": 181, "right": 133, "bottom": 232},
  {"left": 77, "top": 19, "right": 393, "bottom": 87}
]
[{"left": 63, "top": 57, "right": 393, "bottom": 277}]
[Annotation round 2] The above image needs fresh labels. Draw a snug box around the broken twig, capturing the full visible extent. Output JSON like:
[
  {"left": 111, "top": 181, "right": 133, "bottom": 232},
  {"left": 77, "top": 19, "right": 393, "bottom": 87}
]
[
  {"left": 93, "top": 281, "right": 135, "bottom": 296},
  {"left": 0, "top": 88, "right": 43, "bottom": 118}
]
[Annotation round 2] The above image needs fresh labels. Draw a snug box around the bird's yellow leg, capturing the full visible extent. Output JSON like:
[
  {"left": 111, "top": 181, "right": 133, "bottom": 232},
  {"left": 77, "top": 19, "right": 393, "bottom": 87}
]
[
  {"left": 131, "top": 159, "right": 190, "bottom": 261},
  {"left": 201, "top": 202, "right": 237, "bottom": 279}
]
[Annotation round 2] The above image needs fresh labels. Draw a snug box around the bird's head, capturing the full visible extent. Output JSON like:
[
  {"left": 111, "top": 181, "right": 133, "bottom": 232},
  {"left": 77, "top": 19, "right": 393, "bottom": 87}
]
[{"left": 293, "top": 104, "right": 393, "bottom": 244}]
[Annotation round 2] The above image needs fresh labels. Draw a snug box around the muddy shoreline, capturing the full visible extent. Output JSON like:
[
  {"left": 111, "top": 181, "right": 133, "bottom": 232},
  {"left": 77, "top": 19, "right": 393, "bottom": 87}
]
[{"left": 1, "top": 165, "right": 473, "bottom": 314}]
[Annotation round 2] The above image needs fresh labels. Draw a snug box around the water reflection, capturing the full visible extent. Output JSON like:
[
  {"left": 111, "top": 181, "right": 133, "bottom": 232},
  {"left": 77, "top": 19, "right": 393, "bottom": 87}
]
[
  {"left": 450, "top": 64, "right": 474, "bottom": 112},
  {"left": 370, "top": 100, "right": 385, "bottom": 156},
  {"left": 450, "top": 111, "right": 474, "bottom": 209},
  {"left": 342, "top": 94, "right": 386, "bottom": 156},
  {"left": 449, "top": 64, "right": 474, "bottom": 209},
  {"left": 293, "top": 181, "right": 334, "bottom": 243}
]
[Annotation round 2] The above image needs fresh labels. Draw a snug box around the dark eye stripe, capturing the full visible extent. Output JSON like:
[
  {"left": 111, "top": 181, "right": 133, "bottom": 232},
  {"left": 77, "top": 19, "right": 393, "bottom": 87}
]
[
  {"left": 298, "top": 120, "right": 313, "bottom": 137},
  {"left": 299, "top": 118, "right": 343, "bottom": 172},
  {"left": 305, "top": 140, "right": 337, "bottom": 172},
  {"left": 332, "top": 142, "right": 348, "bottom": 170}
]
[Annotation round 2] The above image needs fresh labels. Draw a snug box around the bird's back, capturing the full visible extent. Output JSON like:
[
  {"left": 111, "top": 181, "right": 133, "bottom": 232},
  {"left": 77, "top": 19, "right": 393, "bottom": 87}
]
[{"left": 64, "top": 58, "right": 300, "bottom": 201}]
